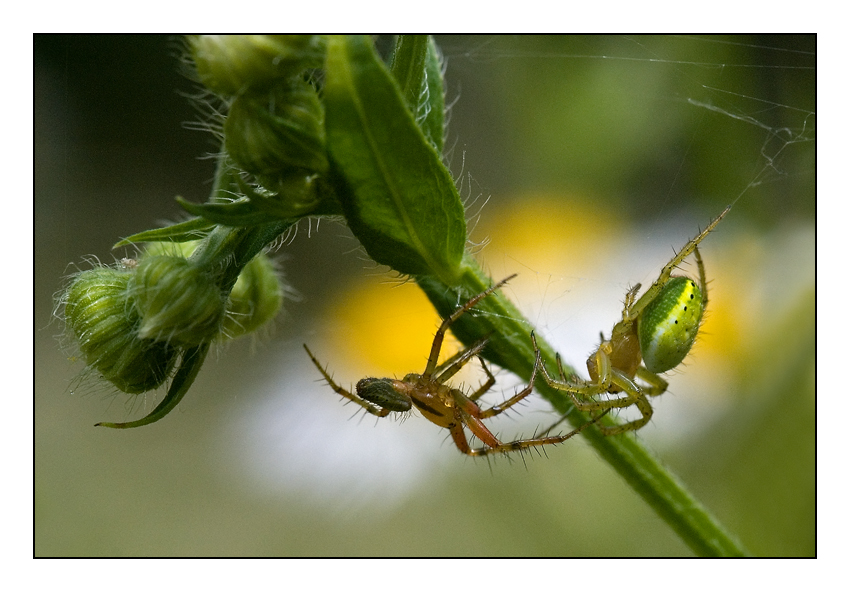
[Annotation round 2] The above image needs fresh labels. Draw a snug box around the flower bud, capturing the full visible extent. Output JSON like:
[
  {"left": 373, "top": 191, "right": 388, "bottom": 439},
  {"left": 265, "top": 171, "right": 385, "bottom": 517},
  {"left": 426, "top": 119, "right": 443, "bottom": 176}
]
[
  {"left": 190, "top": 35, "right": 326, "bottom": 96},
  {"left": 64, "top": 267, "right": 178, "bottom": 394},
  {"left": 221, "top": 253, "right": 284, "bottom": 339},
  {"left": 135, "top": 242, "right": 285, "bottom": 340},
  {"left": 249, "top": 172, "right": 321, "bottom": 219},
  {"left": 128, "top": 255, "right": 226, "bottom": 346},
  {"left": 225, "top": 78, "right": 328, "bottom": 176}
]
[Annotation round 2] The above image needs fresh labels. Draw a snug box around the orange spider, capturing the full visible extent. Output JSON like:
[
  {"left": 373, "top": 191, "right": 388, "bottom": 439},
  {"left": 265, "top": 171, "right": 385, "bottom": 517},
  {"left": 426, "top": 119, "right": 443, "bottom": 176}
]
[{"left": 304, "top": 275, "right": 606, "bottom": 456}]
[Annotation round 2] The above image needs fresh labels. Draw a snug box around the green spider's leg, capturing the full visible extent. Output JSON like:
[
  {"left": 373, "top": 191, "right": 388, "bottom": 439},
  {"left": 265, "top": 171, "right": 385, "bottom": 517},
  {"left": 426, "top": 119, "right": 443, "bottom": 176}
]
[
  {"left": 635, "top": 367, "right": 669, "bottom": 397},
  {"left": 533, "top": 336, "right": 628, "bottom": 407},
  {"left": 597, "top": 383, "right": 653, "bottom": 434},
  {"left": 627, "top": 205, "right": 730, "bottom": 323},
  {"left": 532, "top": 333, "right": 654, "bottom": 435},
  {"left": 540, "top": 356, "right": 652, "bottom": 434},
  {"left": 693, "top": 244, "right": 708, "bottom": 309}
]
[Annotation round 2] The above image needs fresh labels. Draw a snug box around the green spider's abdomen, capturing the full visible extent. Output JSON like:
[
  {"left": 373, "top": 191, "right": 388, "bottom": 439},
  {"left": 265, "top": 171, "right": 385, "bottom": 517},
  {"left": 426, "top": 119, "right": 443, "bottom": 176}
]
[{"left": 638, "top": 276, "right": 704, "bottom": 374}]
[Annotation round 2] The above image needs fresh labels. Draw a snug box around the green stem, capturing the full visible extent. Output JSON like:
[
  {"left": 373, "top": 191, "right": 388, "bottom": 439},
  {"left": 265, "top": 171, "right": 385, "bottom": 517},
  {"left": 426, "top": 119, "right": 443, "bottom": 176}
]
[
  {"left": 190, "top": 220, "right": 292, "bottom": 291},
  {"left": 417, "top": 255, "right": 750, "bottom": 557}
]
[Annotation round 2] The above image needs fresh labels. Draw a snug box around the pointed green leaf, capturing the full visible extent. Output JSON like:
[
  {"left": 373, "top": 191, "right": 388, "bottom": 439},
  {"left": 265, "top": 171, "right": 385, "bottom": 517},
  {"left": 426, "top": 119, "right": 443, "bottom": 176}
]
[
  {"left": 324, "top": 35, "right": 465, "bottom": 284},
  {"left": 114, "top": 217, "right": 215, "bottom": 247},
  {"left": 391, "top": 35, "right": 429, "bottom": 111},
  {"left": 176, "top": 196, "right": 272, "bottom": 227},
  {"left": 421, "top": 37, "right": 446, "bottom": 153},
  {"left": 390, "top": 35, "right": 445, "bottom": 153},
  {"left": 95, "top": 343, "right": 209, "bottom": 429}
]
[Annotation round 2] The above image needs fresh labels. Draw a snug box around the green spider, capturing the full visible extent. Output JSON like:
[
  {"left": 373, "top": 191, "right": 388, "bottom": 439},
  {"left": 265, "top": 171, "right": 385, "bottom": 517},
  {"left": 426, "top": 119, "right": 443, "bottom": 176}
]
[{"left": 532, "top": 205, "right": 731, "bottom": 435}]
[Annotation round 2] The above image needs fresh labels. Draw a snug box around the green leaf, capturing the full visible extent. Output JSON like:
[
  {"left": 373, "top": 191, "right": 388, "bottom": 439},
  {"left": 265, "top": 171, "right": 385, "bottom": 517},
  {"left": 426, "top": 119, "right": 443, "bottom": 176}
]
[
  {"left": 113, "top": 217, "right": 215, "bottom": 247},
  {"left": 238, "top": 173, "right": 322, "bottom": 219},
  {"left": 390, "top": 35, "right": 445, "bottom": 153},
  {"left": 95, "top": 343, "right": 210, "bottom": 429},
  {"left": 390, "top": 35, "right": 429, "bottom": 111},
  {"left": 176, "top": 196, "right": 272, "bottom": 227},
  {"left": 324, "top": 35, "right": 465, "bottom": 285},
  {"left": 421, "top": 37, "right": 446, "bottom": 153}
]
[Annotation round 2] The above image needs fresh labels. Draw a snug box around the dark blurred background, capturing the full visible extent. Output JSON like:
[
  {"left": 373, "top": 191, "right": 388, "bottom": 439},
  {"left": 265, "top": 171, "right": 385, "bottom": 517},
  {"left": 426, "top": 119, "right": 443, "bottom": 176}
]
[{"left": 35, "top": 35, "right": 814, "bottom": 556}]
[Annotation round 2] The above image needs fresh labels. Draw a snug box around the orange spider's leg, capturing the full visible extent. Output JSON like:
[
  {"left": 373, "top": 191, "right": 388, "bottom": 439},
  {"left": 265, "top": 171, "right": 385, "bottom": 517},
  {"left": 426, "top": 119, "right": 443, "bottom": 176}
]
[
  {"left": 424, "top": 274, "right": 517, "bottom": 377},
  {"left": 448, "top": 423, "right": 473, "bottom": 455},
  {"left": 457, "top": 400, "right": 502, "bottom": 449}
]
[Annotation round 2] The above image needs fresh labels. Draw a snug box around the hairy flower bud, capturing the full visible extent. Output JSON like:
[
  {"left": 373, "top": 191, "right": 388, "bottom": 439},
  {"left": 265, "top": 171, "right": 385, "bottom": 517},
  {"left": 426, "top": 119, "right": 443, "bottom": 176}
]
[
  {"left": 190, "top": 35, "right": 326, "bottom": 96},
  {"left": 137, "top": 242, "right": 284, "bottom": 340},
  {"left": 221, "top": 253, "right": 284, "bottom": 339},
  {"left": 225, "top": 78, "right": 328, "bottom": 176},
  {"left": 64, "top": 267, "right": 178, "bottom": 394},
  {"left": 128, "top": 255, "right": 226, "bottom": 346}
]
